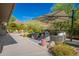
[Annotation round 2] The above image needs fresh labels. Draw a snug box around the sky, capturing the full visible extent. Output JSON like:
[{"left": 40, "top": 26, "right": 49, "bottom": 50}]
[
  {"left": 12, "top": 3, "right": 79, "bottom": 22},
  {"left": 12, "top": 3, "right": 54, "bottom": 22}
]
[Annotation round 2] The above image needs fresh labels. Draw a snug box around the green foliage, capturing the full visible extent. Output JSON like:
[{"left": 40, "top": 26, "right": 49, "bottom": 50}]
[
  {"left": 10, "top": 16, "right": 16, "bottom": 22},
  {"left": 7, "top": 15, "right": 27, "bottom": 32},
  {"left": 8, "top": 22, "right": 26, "bottom": 32},
  {"left": 51, "top": 3, "right": 79, "bottom": 18},
  {"left": 75, "top": 9, "right": 79, "bottom": 20},
  {"left": 26, "top": 21, "right": 46, "bottom": 33},
  {"left": 7, "top": 15, "right": 16, "bottom": 32},
  {"left": 15, "top": 24, "right": 26, "bottom": 31},
  {"left": 8, "top": 23, "right": 17, "bottom": 32},
  {"left": 49, "top": 43, "right": 78, "bottom": 56},
  {"left": 49, "top": 20, "right": 71, "bottom": 34},
  {"left": 8, "top": 15, "right": 16, "bottom": 24},
  {"left": 50, "top": 3, "right": 79, "bottom": 36},
  {"left": 52, "top": 4, "right": 65, "bottom": 12},
  {"left": 73, "top": 19, "right": 79, "bottom": 35},
  {"left": 51, "top": 3, "right": 73, "bottom": 15},
  {"left": 20, "top": 24, "right": 27, "bottom": 30}
]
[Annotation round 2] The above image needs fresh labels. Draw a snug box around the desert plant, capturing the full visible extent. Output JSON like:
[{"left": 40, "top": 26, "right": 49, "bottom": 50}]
[
  {"left": 73, "top": 19, "right": 79, "bottom": 35},
  {"left": 16, "top": 24, "right": 26, "bottom": 31},
  {"left": 7, "top": 23, "right": 17, "bottom": 32},
  {"left": 26, "top": 21, "right": 46, "bottom": 33},
  {"left": 49, "top": 20, "right": 71, "bottom": 35},
  {"left": 49, "top": 43, "right": 78, "bottom": 56}
]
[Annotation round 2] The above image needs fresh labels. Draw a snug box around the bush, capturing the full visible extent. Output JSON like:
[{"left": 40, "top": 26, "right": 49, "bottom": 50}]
[
  {"left": 49, "top": 43, "right": 78, "bottom": 56},
  {"left": 49, "top": 20, "right": 71, "bottom": 34},
  {"left": 73, "top": 20, "right": 79, "bottom": 35},
  {"left": 7, "top": 23, "right": 17, "bottom": 32},
  {"left": 26, "top": 21, "right": 46, "bottom": 33},
  {"left": 7, "top": 22, "right": 26, "bottom": 33}
]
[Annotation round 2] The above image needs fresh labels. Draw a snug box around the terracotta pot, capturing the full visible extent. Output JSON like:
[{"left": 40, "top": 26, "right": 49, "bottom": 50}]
[{"left": 41, "top": 39, "right": 47, "bottom": 47}]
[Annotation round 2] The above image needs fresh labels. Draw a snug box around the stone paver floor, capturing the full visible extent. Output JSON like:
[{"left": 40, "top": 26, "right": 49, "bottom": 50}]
[{"left": 0, "top": 33, "right": 50, "bottom": 56}]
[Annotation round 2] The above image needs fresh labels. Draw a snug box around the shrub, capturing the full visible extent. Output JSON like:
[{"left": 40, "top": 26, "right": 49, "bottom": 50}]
[
  {"left": 26, "top": 21, "right": 46, "bottom": 33},
  {"left": 49, "top": 20, "right": 71, "bottom": 34},
  {"left": 73, "top": 20, "right": 79, "bottom": 35},
  {"left": 16, "top": 24, "right": 26, "bottom": 31},
  {"left": 7, "top": 22, "right": 26, "bottom": 33},
  {"left": 49, "top": 43, "right": 78, "bottom": 56},
  {"left": 7, "top": 23, "right": 17, "bottom": 32}
]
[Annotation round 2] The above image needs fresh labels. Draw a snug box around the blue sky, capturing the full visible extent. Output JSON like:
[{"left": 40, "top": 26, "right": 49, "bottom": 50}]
[
  {"left": 12, "top": 3, "right": 54, "bottom": 22},
  {"left": 12, "top": 3, "right": 79, "bottom": 22}
]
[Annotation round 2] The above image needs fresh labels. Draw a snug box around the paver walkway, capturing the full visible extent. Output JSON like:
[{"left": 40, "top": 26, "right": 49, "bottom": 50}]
[{"left": 0, "top": 33, "right": 50, "bottom": 56}]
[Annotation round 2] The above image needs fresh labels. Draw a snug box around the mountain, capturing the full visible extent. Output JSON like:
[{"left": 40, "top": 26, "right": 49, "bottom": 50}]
[{"left": 34, "top": 10, "right": 69, "bottom": 23}]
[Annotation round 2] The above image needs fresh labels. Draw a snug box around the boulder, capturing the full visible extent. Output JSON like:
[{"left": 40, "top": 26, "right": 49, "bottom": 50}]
[{"left": 47, "top": 41, "right": 55, "bottom": 48}]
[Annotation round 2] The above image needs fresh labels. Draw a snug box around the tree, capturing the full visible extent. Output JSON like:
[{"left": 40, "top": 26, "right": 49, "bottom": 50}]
[
  {"left": 26, "top": 21, "right": 46, "bottom": 33},
  {"left": 49, "top": 20, "right": 71, "bottom": 35},
  {"left": 10, "top": 15, "right": 16, "bottom": 21},
  {"left": 50, "top": 3, "right": 79, "bottom": 36},
  {"left": 7, "top": 15, "right": 16, "bottom": 32},
  {"left": 8, "top": 15, "right": 16, "bottom": 24},
  {"left": 75, "top": 9, "right": 79, "bottom": 20},
  {"left": 51, "top": 3, "right": 79, "bottom": 19},
  {"left": 16, "top": 24, "right": 26, "bottom": 31},
  {"left": 51, "top": 3, "right": 73, "bottom": 15},
  {"left": 8, "top": 23, "right": 17, "bottom": 32}
]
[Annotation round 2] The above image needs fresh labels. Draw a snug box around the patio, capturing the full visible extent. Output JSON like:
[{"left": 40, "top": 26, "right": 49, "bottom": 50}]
[
  {"left": 0, "top": 3, "right": 79, "bottom": 56},
  {"left": 0, "top": 33, "right": 50, "bottom": 56}
]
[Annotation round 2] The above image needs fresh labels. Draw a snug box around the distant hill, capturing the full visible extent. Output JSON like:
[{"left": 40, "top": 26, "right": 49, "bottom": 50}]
[
  {"left": 34, "top": 10, "right": 69, "bottom": 23},
  {"left": 25, "top": 10, "right": 69, "bottom": 28},
  {"left": 26, "top": 20, "right": 49, "bottom": 28},
  {"left": 13, "top": 19, "right": 26, "bottom": 24}
]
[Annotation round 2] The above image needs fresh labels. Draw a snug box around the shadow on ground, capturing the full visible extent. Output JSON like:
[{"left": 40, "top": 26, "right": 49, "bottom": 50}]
[
  {"left": 0, "top": 33, "right": 17, "bottom": 46},
  {"left": 0, "top": 29, "right": 17, "bottom": 53},
  {"left": 65, "top": 39, "right": 79, "bottom": 47}
]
